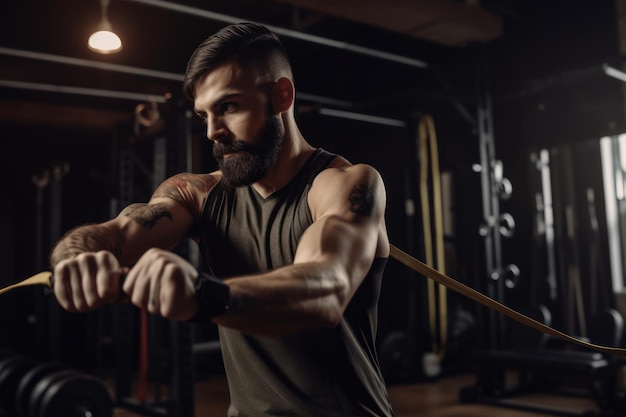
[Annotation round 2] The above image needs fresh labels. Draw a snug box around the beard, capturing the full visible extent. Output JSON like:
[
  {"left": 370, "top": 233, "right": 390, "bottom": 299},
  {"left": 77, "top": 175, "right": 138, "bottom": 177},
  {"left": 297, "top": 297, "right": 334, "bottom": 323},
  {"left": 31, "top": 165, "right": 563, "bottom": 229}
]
[{"left": 213, "top": 109, "right": 284, "bottom": 188}]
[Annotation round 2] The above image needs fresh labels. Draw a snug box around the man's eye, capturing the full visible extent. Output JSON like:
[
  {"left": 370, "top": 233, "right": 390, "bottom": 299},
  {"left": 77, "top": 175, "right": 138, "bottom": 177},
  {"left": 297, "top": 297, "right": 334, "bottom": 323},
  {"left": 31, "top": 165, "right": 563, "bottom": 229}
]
[
  {"left": 195, "top": 113, "right": 207, "bottom": 124},
  {"left": 220, "top": 102, "right": 236, "bottom": 113}
]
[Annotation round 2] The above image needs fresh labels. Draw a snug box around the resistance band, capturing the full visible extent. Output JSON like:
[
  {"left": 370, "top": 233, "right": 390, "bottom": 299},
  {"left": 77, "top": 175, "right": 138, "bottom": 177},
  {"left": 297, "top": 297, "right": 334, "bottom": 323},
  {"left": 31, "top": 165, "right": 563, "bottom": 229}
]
[
  {"left": 3, "top": 248, "right": 626, "bottom": 357},
  {"left": 388, "top": 244, "right": 626, "bottom": 357}
]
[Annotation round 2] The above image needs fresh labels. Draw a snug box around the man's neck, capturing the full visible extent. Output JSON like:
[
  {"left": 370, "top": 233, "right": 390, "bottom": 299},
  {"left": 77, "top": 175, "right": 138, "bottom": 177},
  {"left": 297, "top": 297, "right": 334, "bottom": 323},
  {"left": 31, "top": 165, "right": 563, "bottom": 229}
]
[{"left": 252, "top": 138, "right": 315, "bottom": 198}]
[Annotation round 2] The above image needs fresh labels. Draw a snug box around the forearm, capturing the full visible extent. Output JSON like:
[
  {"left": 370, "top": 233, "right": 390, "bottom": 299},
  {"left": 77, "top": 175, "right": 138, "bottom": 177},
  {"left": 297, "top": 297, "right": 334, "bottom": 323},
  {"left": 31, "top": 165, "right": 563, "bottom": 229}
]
[
  {"left": 50, "top": 223, "right": 121, "bottom": 267},
  {"left": 211, "top": 214, "right": 378, "bottom": 337},
  {"left": 213, "top": 261, "right": 348, "bottom": 337}
]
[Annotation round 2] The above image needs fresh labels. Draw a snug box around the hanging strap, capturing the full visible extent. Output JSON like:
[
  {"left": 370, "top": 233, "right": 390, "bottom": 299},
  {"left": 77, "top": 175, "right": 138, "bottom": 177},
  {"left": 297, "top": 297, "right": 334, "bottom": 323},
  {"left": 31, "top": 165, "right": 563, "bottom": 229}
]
[{"left": 418, "top": 115, "right": 448, "bottom": 359}]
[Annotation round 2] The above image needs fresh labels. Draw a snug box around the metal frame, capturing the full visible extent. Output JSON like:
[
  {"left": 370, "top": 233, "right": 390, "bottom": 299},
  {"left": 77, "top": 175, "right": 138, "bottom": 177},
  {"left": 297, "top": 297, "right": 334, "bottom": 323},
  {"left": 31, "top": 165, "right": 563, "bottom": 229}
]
[{"left": 125, "top": 0, "right": 429, "bottom": 69}]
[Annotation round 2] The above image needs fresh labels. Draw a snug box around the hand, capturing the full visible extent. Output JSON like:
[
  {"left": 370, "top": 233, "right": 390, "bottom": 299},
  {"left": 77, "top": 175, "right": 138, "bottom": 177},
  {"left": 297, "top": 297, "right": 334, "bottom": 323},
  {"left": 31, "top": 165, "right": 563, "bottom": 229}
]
[
  {"left": 53, "top": 251, "right": 123, "bottom": 312},
  {"left": 123, "top": 248, "right": 198, "bottom": 320}
]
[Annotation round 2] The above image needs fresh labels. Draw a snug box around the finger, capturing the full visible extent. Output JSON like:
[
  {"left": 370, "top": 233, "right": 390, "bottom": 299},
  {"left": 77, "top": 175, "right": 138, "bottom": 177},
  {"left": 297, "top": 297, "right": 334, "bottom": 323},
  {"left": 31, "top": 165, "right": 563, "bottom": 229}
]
[
  {"left": 71, "top": 258, "right": 91, "bottom": 312},
  {"left": 157, "top": 266, "right": 178, "bottom": 319},
  {"left": 53, "top": 261, "right": 76, "bottom": 311},
  {"left": 147, "top": 267, "right": 162, "bottom": 315},
  {"left": 121, "top": 265, "right": 134, "bottom": 295},
  {"left": 126, "top": 264, "right": 151, "bottom": 310},
  {"left": 96, "top": 251, "right": 120, "bottom": 302},
  {"left": 160, "top": 263, "right": 194, "bottom": 320},
  {"left": 82, "top": 255, "right": 101, "bottom": 309},
  {"left": 116, "top": 267, "right": 131, "bottom": 303}
]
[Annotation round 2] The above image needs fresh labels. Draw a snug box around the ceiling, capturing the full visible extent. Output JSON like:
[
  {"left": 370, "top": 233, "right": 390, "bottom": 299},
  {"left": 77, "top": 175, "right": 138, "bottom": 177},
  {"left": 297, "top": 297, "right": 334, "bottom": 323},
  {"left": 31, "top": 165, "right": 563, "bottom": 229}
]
[{"left": 0, "top": 0, "right": 608, "bottom": 131}]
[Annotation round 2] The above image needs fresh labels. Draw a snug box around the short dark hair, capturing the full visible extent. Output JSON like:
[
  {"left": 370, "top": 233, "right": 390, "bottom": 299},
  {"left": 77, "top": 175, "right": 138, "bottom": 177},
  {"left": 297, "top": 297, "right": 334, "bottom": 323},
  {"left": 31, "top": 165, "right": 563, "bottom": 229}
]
[{"left": 183, "top": 22, "right": 290, "bottom": 100}]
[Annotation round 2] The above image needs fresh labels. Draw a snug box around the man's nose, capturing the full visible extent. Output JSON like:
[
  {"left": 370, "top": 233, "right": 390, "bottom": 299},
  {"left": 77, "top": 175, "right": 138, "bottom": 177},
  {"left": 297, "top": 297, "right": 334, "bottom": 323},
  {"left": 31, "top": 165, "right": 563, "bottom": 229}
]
[{"left": 206, "top": 115, "right": 228, "bottom": 142}]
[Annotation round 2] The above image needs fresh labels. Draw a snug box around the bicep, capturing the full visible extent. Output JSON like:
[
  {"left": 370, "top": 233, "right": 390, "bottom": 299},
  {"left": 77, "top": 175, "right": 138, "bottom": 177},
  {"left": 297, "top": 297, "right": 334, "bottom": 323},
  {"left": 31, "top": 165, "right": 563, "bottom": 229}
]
[{"left": 294, "top": 165, "right": 386, "bottom": 289}]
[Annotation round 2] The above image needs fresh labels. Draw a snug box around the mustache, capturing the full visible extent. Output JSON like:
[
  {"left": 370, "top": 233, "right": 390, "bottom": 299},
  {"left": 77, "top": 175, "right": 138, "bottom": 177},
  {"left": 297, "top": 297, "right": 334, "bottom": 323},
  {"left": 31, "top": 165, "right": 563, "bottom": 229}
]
[{"left": 213, "top": 140, "right": 255, "bottom": 159}]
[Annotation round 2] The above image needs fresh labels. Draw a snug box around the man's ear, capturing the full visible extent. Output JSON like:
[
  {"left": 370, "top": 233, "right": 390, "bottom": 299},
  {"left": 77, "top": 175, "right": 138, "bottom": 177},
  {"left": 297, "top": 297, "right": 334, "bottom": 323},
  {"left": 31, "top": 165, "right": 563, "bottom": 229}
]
[{"left": 270, "top": 77, "right": 294, "bottom": 114}]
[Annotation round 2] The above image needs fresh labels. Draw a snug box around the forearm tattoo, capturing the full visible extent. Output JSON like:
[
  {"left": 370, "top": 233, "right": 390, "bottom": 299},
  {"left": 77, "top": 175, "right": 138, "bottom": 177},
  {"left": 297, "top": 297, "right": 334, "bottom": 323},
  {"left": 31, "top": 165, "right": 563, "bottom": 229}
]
[
  {"left": 122, "top": 203, "right": 173, "bottom": 229},
  {"left": 50, "top": 225, "right": 120, "bottom": 266},
  {"left": 349, "top": 183, "right": 374, "bottom": 216}
]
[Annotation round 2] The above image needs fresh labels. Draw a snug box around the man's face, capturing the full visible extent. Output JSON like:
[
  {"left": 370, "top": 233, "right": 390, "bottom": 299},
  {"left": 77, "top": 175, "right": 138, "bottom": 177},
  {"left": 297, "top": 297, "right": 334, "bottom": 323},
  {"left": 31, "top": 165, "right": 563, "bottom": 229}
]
[
  {"left": 213, "top": 107, "right": 283, "bottom": 188},
  {"left": 193, "top": 60, "right": 284, "bottom": 187}
]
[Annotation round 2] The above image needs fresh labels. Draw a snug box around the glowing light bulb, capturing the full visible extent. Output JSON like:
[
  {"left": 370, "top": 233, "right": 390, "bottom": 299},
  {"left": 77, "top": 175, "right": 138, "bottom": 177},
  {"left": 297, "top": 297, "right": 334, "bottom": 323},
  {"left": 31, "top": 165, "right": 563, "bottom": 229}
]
[{"left": 88, "top": 29, "right": 122, "bottom": 54}]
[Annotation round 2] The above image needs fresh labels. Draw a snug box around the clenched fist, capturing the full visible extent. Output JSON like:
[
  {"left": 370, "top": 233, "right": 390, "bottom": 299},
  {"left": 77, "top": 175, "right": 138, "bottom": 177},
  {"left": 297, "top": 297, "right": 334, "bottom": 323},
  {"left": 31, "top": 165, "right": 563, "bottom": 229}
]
[
  {"left": 122, "top": 248, "right": 199, "bottom": 320},
  {"left": 53, "top": 250, "right": 124, "bottom": 312}
]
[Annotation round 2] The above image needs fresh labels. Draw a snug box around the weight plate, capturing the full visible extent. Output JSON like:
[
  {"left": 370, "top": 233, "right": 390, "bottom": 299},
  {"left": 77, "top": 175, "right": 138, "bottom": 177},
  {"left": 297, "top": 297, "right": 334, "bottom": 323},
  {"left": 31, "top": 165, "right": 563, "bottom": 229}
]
[
  {"left": 379, "top": 331, "right": 416, "bottom": 384},
  {"left": 0, "top": 355, "right": 37, "bottom": 415},
  {"left": 27, "top": 368, "right": 74, "bottom": 417},
  {"left": 37, "top": 373, "right": 113, "bottom": 417},
  {"left": 15, "top": 362, "right": 64, "bottom": 416}
]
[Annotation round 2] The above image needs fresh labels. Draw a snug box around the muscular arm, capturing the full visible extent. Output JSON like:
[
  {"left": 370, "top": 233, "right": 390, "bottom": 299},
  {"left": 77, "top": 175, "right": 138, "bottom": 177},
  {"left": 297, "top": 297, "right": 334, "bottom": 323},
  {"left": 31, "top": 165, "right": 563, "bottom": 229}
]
[
  {"left": 213, "top": 164, "right": 389, "bottom": 337},
  {"left": 50, "top": 173, "right": 214, "bottom": 268},
  {"left": 50, "top": 172, "right": 216, "bottom": 312}
]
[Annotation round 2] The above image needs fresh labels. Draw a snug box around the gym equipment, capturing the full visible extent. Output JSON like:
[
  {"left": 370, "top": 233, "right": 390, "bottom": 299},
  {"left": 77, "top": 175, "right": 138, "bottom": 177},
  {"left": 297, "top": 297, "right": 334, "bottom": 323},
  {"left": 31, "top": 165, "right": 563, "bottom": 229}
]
[
  {"left": 30, "top": 371, "right": 113, "bottom": 417},
  {"left": 388, "top": 245, "right": 626, "bottom": 357},
  {"left": 475, "top": 61, "right": 509, "bottom": 350},
  {"left": 0, "top": 272, "right": 52, "bottom": 295},
  {"left": 460, "top": 307, "right": 624, "bottom": 417},
  {"left": 418, "top": 114, "right": 448, "bottom": 371},
  {"left": 0, "top": 354, "right": 38, "bottom": 416},
  {"left": 0, "top": 352, "right": 113, "bottom": 417},
  {"left": 379, "top": 331, "right": 417, "bottom": 384},
  {"left": 29, "top": 369, "right": 78, "bottom": 417},
  {"left": 16, "top": 362, "right": 65, "bottom": 416}
]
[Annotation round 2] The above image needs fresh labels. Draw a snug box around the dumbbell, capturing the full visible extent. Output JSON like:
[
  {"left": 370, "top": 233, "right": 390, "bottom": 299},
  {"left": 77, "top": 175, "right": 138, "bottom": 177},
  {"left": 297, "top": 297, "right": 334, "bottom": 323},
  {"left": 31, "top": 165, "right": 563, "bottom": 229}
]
[
  {"left": 16, "top": 361, "right": 66, "bottom": 416},
  {"left": 0, "top": 354, "right": 39, "bottom": 415},
  {"left": 28, "top": 370, "right": 113, "bottom": 417},
  {"left": 0, "top": 351, "right": 113, "bottom": 417}
]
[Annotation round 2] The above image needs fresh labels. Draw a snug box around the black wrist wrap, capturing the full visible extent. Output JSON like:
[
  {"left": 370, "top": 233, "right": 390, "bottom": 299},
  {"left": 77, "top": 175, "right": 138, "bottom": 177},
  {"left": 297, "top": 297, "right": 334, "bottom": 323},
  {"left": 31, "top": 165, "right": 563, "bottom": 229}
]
[{"left": 188, "top": 272, "right": 230, "bottom": 323}]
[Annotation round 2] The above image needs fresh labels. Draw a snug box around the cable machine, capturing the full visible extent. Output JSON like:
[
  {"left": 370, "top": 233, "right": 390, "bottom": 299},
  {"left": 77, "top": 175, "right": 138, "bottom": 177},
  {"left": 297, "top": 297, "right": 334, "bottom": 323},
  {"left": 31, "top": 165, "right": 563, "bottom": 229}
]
[{"left": 474, "top": 58, "right": 518, "bottom": 350}]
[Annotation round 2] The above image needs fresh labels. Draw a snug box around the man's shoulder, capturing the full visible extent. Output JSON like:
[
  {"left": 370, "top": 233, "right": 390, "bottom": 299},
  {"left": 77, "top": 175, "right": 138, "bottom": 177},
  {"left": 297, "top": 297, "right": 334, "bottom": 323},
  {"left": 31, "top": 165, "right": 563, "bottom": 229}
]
[
  {"left": 311, "top": 159, "right": 385, "bottom": 207},
  {"left": 165, "top": 171, "right": 221, "bottom": 192},
  {"left": 320, "top": 158, "right": 381, "bottom": 183}
]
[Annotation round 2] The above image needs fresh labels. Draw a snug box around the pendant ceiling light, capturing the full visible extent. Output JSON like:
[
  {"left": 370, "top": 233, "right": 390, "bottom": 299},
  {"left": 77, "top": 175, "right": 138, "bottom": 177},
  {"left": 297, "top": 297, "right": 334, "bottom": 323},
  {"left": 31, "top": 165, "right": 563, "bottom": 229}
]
[{"left": 88, "top": 0, "right": 122, "bottom": 54}]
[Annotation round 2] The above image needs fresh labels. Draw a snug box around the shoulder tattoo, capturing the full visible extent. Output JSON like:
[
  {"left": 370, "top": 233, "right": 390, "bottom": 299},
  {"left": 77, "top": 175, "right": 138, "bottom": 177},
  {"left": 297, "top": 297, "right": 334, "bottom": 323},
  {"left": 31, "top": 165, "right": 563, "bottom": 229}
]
[
  {"left": 152, "top": 173, "right": 217, "bottom": 215},
  {"left": 122, "top": 203, "right": 173, "bottom": 230},
  {"left": 349, "top": 183, "right": 374, "bottom": 216}
]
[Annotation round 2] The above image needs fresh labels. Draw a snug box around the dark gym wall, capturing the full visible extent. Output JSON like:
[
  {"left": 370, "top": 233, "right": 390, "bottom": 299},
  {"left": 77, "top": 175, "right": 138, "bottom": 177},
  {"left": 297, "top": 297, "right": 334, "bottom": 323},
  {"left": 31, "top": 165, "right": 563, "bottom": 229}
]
[{"left": 489, "top": 0, "right": 624, "bottom": 315}]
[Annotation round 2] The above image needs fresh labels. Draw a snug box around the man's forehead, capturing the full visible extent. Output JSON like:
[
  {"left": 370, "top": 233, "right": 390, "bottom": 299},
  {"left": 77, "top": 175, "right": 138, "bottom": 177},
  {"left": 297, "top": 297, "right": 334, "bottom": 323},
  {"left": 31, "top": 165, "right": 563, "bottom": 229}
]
[
  {"left": 194, "top": 61, "right": 255, "bottom": 106},
  {"left": 199, "top": 61, "right": 248, "bottom": 89}
]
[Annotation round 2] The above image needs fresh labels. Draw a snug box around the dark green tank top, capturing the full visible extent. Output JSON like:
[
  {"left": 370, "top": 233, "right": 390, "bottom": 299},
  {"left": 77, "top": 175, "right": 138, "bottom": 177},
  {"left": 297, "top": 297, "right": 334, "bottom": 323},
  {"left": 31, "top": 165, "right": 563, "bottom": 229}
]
[{"left": 198, "top": 148, "right": 393, "bottom": 417}]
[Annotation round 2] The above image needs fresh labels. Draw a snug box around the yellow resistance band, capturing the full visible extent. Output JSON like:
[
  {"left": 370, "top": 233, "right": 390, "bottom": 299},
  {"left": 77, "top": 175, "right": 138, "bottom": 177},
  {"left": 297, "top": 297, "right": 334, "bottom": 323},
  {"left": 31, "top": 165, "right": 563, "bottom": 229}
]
[{"left": 389, "top": 244, "right": 626, "bottom": 357}]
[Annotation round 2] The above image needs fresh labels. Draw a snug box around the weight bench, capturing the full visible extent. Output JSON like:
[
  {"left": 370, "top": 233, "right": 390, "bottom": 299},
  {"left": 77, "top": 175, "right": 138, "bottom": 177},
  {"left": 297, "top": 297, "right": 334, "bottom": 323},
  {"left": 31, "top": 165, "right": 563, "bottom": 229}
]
[{"left": 460, "top": 307, "right": 625, "bottom": 417}]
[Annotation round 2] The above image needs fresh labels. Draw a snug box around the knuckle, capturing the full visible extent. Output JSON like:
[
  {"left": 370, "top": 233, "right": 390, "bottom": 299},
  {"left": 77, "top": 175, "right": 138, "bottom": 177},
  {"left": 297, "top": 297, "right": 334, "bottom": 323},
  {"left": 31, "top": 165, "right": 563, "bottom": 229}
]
[
  {"left": 84, "top": 292, "right": 102, "bottom": 308},
  {"left": 73, "top": 299, "right": 88, "bottom": 312},
  {"left": 100, "top": 285, "right": 116, "bottom": 300},
  {"left": 160, "top": 302, "right": 175, "bottom": 319},
  {"left": 146, "top": 303, "right": 158, "bottom": 315},
  {"left": 58, "top": 299, "right": 73, "bottom": 311}
]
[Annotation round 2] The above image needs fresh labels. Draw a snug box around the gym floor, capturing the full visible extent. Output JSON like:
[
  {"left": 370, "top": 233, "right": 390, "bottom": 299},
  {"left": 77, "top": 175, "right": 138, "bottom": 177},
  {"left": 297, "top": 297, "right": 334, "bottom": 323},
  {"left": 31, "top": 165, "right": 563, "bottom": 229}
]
[{"left": 112, "top": 373, "right": 599, "bottom": 417}]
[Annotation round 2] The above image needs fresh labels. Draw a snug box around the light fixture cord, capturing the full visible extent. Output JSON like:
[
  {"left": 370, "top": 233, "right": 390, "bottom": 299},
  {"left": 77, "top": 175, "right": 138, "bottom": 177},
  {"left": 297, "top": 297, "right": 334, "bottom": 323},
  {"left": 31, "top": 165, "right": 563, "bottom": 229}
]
[{"left": 100, "top": 0, "right": 111, "bottom": 23}]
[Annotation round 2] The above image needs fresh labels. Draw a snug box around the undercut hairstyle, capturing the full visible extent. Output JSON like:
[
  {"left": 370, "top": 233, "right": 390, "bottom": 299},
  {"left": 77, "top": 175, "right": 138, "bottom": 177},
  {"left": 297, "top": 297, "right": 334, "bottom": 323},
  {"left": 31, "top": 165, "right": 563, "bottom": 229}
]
[{"left": 183, "top": 22, "right": 292, "bottom": 100}]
